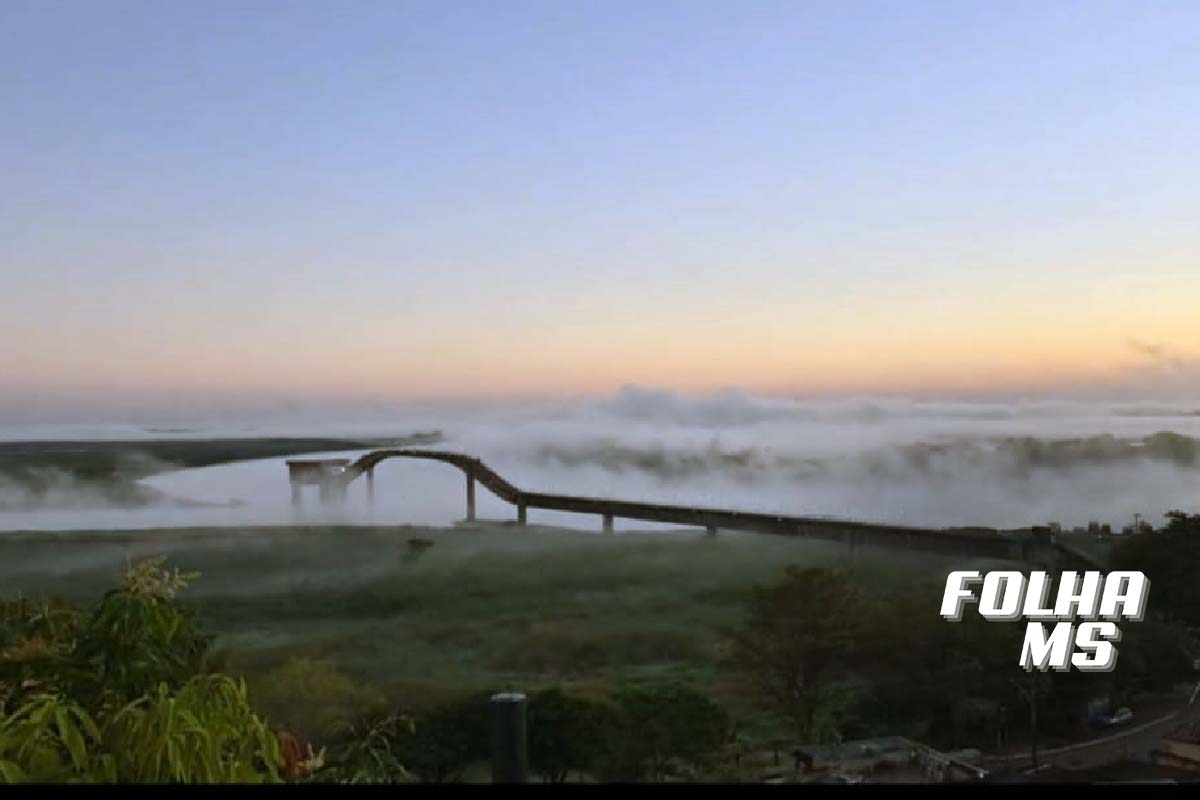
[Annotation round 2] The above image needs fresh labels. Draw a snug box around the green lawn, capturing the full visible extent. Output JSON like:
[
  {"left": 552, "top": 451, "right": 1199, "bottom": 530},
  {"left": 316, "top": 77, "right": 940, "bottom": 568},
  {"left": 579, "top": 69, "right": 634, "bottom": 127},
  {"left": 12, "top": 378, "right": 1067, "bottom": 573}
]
[{"left": 0, "top": 523, "right": 1008, "bottom": 739}]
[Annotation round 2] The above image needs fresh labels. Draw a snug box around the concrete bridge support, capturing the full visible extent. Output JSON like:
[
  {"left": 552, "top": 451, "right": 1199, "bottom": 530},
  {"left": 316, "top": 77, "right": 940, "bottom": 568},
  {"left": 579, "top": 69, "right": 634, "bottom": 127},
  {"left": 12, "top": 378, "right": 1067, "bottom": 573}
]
[
  {"left": 466, "top": 472, "right": 477, "bottom": 522},
  {"left": 323, "top": 449, "right": 1088, "bottom": 571},
  {"left": 287, "top": 459, "right": 351, "bottom": 509},
  {"left": 366, "top": 467, "right": 375, "bottom": 506},
  {"left": 317, "top": 480, "right": 347, "bottom": 506}
]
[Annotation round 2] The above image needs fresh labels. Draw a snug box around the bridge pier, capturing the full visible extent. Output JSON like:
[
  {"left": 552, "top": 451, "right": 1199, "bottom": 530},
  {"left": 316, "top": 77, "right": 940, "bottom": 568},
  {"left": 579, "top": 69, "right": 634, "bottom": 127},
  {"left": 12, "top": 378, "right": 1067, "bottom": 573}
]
[
  {"left": 466, "top": 473, "right": 476, "bottom": 522},
  {"left": 366, "top": 467, "right": 375, "bottom": 506},
  {"left": 286, "top": 459, "right": 351, "bottom": 508},
  {"left": 320, "top": 450, "right": 1074, "bottom": 570}
]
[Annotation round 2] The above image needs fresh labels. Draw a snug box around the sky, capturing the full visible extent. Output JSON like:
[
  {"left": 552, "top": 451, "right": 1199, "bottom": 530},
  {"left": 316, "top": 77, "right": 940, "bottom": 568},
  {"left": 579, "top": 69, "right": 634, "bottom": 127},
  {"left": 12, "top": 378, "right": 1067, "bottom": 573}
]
[{"left": 2, "top": 0, "right": 1199, "bottom": 414}]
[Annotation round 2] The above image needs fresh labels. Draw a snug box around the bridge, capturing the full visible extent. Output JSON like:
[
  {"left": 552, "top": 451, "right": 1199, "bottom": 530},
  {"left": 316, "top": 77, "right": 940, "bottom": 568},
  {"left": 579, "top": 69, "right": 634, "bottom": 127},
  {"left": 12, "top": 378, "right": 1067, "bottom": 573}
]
[{"left": 286, "top": 449, "right": 1101, "bottom": 568}]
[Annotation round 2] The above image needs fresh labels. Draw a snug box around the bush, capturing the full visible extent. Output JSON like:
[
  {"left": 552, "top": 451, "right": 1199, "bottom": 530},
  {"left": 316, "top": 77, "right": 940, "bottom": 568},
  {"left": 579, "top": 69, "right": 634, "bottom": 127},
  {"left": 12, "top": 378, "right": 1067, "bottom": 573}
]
[
  {"left": 1112, "top": 510, "right": 1200, "bottom": 627},
  {"left": 310, "top": 714, "right": 413, "bottom": 784},
  {"left": 0, "top": 597, "right": 82, "bottom": 713},
  {"left": 394, "top": 693, "right": 490, "bottom": 782},
  {"left": 106, "top": 675, "right": 282, "bottom": 782},
  {"left": 600, "top": 682, "right": 731, "bottom": 782},
  {"left": 727, "top": 566, "right": 868, "bottom": 742},
  {"left": 249, "top": 658, "right": 388, "bottom": 745},
  {"left": 71, "top": 558, "right": 210, "bottom": 705},
  {"left": 0, "top": 675, "right": 282, "bottom": 783},
  {"left": 0, "top": 558, "right": 286, "bottom": 784},
  {"left": 528, "top": 688, "right": 616, "bottom": 782}
]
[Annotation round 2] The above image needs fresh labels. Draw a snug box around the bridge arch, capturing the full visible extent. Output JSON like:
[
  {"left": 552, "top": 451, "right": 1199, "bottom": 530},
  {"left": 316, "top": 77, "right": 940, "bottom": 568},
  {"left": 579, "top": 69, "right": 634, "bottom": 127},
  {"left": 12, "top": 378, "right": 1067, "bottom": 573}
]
[
  {"left": 291, "top": 449, "right": 1099, "bottom": 567},
  {"left": 343, "top": 449, "right": 522, "bottom": 522}
]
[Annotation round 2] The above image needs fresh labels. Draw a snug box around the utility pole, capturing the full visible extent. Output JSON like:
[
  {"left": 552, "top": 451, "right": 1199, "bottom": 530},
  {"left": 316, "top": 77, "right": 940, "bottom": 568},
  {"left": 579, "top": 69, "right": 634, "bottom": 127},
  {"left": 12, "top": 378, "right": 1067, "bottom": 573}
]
[
  {"left": 489, "top": 692, "right": 528, "bottom": 783},
  {"left": 1030, "top": 671, "right": 1039, "bottom": 768},
  {"left": 1011, "top": 672, "right": 1041, "bottom": 769}
]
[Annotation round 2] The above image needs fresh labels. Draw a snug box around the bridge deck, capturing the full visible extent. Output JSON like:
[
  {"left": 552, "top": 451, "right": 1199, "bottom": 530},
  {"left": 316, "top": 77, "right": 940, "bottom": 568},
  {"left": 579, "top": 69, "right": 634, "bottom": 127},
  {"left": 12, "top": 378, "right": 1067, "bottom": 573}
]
[{"left": 337, "top": 449, "right": 1091, "bottom": 567}]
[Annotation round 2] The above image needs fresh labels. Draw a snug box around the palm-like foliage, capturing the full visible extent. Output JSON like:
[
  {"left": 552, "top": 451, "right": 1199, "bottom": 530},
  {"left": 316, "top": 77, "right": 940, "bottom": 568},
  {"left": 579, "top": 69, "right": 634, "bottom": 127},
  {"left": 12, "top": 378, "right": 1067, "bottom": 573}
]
[
  {"left": 0, "top": 598, "right": 83, "bottom": 713},
  {"left": 72, "top": 590, "right": 210, "bottom": 706},
  {"left": 314, "top": 714, "right": 413, "bottom": 784},
  {"left": 106, "top": 676, "right": 282, "bottom": 783},
  {"left": 0, "top": 694, "right": 105, "bottom": 783},
  {"left": 71, "top": 558, "right": 210, "bottom": 706},
  {"left": 0, "top": 677, "right": 282, "bottom": 783},
  {"left": 0, "top": 559, "right": 285, "bottom": 784}
]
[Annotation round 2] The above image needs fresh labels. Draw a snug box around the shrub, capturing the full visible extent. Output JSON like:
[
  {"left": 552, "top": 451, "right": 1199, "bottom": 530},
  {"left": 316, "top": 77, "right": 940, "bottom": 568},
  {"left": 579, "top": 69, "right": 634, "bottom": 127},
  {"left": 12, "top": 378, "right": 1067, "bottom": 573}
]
[
  {"left": 727, "top": 566, "right": 868, "bottom": 741},
  {"left": 601, "top": 682, "right": 731, "bottom": 782},
  {"left": 0, "top": 558, "right": 286, "bottom": 784},
  {"left": 312, "top": 714, "right": 413, "bottom": 784},
  {"left": 0, "top": 676, "right": 282, "bottom": 783},
  {"left": 528, "top": 688, "right": 616, "bottom": 782},
  {"left": 0, "top": 694, "right": 103, "bottom": 782},
  {"left": 106, "top": 675, "right": 282, "bottom": 783},
  {"left": 71, "top": 558, "right": 210, "bottom": 705},
  {"left": 0, "top": 597, "right": 82, "bottom": 713},
  {"left": 249, "top": 657, "right": 388, "bottom": 745},
  {"left": 394, "top": 693, "right": 490, "bottom": 782}
]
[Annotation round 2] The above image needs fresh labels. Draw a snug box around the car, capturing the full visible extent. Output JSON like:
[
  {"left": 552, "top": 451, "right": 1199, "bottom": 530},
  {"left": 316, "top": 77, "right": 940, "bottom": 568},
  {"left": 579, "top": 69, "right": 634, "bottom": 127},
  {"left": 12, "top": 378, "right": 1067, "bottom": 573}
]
[
  {"left": 1107, "top": 707, "right": 1134, "bottom": 727},
  {"left": 826, "top": 773, "right": 863, "bottom": 784}
]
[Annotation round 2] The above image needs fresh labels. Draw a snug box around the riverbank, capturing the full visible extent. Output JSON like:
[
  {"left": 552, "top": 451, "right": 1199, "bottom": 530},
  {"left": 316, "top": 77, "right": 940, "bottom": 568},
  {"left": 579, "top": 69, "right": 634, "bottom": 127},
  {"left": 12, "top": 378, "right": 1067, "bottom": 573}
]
[{"left": 0, "top": 433, "right": 440, "bottom": 511}]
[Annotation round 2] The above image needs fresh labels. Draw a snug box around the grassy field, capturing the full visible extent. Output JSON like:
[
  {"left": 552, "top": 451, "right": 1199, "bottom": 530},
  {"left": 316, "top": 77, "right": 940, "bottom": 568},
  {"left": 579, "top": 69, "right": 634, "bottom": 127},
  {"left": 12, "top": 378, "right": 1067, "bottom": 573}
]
[{"left": 0, "top": 522, "right": 1016, "bottom": 741}]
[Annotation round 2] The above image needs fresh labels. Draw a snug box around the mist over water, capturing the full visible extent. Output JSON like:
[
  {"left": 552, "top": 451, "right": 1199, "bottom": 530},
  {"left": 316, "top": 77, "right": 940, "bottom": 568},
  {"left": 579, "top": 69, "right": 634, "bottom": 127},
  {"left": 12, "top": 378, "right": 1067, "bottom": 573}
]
[{"left": 2, "top": 386, "right": 1198, "bottom": 532}]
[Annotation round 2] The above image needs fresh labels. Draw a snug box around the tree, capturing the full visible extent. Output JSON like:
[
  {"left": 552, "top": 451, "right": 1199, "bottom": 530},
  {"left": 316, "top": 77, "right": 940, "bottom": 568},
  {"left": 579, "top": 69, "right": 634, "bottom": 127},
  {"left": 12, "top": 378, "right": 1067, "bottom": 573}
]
[
  {"left": 527, "top": 688, "right": 615, "bottom": 782},
  {"left": 601, "top": 682, "right": 730, "bottom": 782},
  {"left": 71, "top": 557, "right": 210, "bottom": 705},
  {"left": 394, "top": 693, "right": 489, "bottom": 782},
  {"left": 862, "top": 584, "right": 1020, "bottom": 748},
  {"left": 728, "top": 566, "right": 867, "bottom": 742},
  {"left": 1112, "top": 510, "right": 1200, "bottom": 627}
]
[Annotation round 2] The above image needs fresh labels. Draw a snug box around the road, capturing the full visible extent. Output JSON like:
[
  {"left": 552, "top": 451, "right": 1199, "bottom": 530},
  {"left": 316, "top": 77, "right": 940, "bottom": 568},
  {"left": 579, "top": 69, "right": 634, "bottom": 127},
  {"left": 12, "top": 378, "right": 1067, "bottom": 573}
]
[{"left": 984, "top": 694, "right": 1200, "bottom": 774}]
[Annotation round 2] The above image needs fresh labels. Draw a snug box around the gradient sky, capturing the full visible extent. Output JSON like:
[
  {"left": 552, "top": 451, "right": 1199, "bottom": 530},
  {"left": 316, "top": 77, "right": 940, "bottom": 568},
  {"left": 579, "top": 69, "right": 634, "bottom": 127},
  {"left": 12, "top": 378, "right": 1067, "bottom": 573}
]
[{"left": 3, "top": 0, "right": 1198, "bottom": 408}]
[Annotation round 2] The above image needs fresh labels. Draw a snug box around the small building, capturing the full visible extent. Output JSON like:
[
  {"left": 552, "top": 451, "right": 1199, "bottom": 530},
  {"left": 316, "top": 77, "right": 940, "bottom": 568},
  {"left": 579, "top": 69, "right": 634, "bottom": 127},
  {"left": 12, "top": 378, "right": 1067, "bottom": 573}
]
[
  {"left": 1152, "top": 720, "right": 1200, "bottom": 772},
  {"left": 286, "top": 458, "right": 351, "bottom": 505},
  {"left": 777, "top": 736, "right": 987, "bottom": 783}
]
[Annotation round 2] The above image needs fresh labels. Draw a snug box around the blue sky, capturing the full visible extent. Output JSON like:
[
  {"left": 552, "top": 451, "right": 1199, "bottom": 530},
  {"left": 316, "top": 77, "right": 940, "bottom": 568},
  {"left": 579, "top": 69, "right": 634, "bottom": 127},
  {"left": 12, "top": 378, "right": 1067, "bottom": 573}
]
[{"left": 2, "top": 0, "right": 1198, "bottom": 405}]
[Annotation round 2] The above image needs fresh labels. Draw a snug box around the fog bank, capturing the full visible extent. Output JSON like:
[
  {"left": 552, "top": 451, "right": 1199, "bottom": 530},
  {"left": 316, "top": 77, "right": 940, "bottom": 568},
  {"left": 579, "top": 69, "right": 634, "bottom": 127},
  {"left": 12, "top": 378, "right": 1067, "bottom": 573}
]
[{"left": 1, "top": 387, "right": 1198, "bottom": 532}]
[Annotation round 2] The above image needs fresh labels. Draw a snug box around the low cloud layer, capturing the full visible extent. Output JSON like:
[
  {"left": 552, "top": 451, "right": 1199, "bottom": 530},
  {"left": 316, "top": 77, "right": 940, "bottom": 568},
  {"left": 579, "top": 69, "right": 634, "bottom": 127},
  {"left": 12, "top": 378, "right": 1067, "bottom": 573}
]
[{"left": 2, "top": 385, "right": 1197, "bottom": 533}]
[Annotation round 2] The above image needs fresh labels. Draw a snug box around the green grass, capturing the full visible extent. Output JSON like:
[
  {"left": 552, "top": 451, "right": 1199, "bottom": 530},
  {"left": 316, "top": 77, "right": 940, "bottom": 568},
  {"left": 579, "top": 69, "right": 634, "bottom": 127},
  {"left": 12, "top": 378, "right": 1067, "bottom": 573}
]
[{"left": 0, "top": 523, "right": 1012, "bottom": 733}]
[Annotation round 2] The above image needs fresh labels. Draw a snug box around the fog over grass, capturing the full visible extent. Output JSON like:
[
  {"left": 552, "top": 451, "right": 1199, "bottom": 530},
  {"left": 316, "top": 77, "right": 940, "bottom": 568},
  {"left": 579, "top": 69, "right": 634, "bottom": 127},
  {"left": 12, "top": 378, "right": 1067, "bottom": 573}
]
[{"left": 1, "top": 386, "right": 1199, "bottom": 531}]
